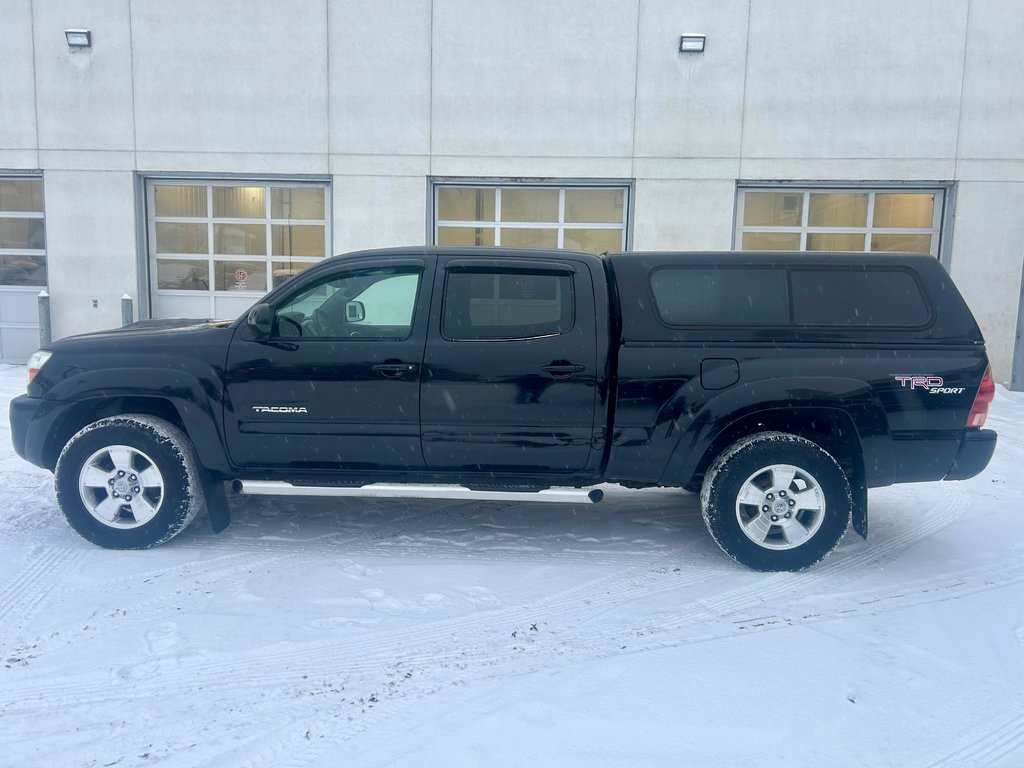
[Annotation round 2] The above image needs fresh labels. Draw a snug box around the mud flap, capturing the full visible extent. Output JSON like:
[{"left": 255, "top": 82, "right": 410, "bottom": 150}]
[
  {"left": 204, "top": 475, "right": 231, "bottom": 534},
  {"left": 851, "top": 468, "right": 868, "bottom": 539}
]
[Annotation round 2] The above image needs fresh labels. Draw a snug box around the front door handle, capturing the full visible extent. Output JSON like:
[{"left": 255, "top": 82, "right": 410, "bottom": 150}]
[
  {"left": 372, "top": 362, "right": 418, "bottom": 377},
  {"left": 541, "top": 362, "right": 585, "bottom": 379}
]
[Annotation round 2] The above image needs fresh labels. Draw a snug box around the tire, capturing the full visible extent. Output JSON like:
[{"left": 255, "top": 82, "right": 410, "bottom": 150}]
[
  {"left": 700, "top": 432, "right": 852, "bottom": 571},
  {"left": 54, "top": 415, "right": 206, "bottom": 549}
]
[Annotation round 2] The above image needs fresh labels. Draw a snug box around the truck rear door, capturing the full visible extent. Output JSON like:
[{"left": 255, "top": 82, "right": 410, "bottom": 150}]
[{"left": 420, "top": 255, "right": 599, "bottom": 473}]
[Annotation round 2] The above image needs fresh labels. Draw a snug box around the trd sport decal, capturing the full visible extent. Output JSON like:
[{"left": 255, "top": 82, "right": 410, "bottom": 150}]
[
  {"left": 251, "top": 406, "right": 309, "bottom": 414},
  {"left": 893, "top": 375, "right": 965, "bottom": 395}
]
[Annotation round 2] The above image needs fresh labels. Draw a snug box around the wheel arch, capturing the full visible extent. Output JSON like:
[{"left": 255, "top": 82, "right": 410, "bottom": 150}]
[{"left": 43, "top": 397, "right": 186, "bottom": 471}]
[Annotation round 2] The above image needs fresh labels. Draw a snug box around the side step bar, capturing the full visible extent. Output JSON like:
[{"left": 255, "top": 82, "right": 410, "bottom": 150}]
[{"left": 234, "top": 480, "right": 604, "bottom": 504}]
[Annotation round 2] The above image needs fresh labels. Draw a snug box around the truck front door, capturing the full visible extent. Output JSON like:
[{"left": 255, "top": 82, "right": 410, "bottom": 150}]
[
  {"left": 223, "top": 258, "right": 431, "bottom": 470},
  {"left": 420, "top": 256, "right": 599, "bottom": 473}
]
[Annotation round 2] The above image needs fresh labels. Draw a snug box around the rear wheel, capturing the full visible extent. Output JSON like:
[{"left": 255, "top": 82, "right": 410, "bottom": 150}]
[
  {"left": 55, "top": 415, "right": 206, "bottom": 549},
  {"left": 700, "top": 432, "right": 851, "bottom": 571}
]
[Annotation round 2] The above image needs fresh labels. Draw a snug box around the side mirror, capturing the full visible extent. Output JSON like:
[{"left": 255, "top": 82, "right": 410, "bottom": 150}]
[
  {"left": 345, "top": 300, "right": 366, "bottom": 323},
  {"left": 247, "top": 303, "right": 273, "bottom": 337}
]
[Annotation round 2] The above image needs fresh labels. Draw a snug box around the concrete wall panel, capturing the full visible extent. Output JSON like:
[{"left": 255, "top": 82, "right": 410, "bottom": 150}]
[
  {"left": 43, "top": 170, "right": 138, "bottom": 338},
  {"left": 947, "top": 181, "right": 1024, "bottom": 383},
  {"left": 332, "top": 175, "right": 427, "bottom": 253},
  {"left": 743, "top": 0, "right": 967, "bottom": 160},
  {"left": 958, "top": 0, "right": 1024, "bottom": 160},
  {"left": 329, "top": 0, "right": 431, "bottom": 156},
  {"left": 633, "top": 0, "right": 748, "bottom": 159},
  {"left": 131, "top": 0, "right": 328, "bottom": 156},
  {"left": 631, "top": 179, "right": 736, "bottom": 251},
  {"left": 0, "top": 0, "right": 38, "bottom": 155},
  {"left": 32, "top": 0, "right": 134, "bottom": 151},
  {"left": 431, "top": 0, "right": 637, "bottom": 158}
]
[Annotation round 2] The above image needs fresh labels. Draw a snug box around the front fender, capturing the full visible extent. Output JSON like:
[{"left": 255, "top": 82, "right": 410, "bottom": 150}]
[{"left": 41, "top": 367, "right": 232, "bottom": 475}]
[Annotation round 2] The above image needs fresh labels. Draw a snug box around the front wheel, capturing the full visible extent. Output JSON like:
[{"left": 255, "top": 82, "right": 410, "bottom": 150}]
[
  {"left": 700, "top": 432, "right": 852, "bottom": 571},
  {"left": 55, "top": 415, "right": 206, "bottom": 549}
]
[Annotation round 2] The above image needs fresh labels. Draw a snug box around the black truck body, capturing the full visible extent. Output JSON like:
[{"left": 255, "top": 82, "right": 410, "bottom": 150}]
[{"left": 10, "top": 248, "right": 997, "bottom": 570}]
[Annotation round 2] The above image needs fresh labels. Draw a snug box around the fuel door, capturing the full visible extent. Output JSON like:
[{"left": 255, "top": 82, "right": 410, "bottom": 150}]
[{"left": 701, "top": 357, "right": 739, "bottom": 390}]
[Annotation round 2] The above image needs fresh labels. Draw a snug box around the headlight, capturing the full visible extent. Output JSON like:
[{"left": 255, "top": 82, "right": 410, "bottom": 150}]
[{"left": 27, "top": 350, "right": 52, "bottom": 387}]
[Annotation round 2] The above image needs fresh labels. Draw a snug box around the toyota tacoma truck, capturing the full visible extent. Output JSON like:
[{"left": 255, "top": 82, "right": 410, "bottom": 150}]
[{"left": 10, "top": 248, "right": 998, "bottom": 571}]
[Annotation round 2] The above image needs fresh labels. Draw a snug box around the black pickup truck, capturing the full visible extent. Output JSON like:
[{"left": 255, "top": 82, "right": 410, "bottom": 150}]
[{"left": 10, "top": 248, "right": 997, "bottom": 570}]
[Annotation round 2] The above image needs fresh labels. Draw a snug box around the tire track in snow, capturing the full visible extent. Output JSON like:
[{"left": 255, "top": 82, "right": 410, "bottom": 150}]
[
  {"left": 925, "top": 710, "right": 1024, "bottom": 767},
  {"left": 0, "top": 481, "right": 980, "bottom": 710},
  {"left": 175, "top": 554, "right": 1024, "bottom": 768},
  {"left": 0, "top": 558, "right": 714, "bottom": 708},
  {"left": 0, "top": 546, "right": 85, "bottom": 647},
  {"left": 13, "top": 550, "right": 310, "bottom": 656}
]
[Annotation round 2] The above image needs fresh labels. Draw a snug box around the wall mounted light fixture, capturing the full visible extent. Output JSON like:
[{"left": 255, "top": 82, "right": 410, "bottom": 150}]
[
  {"left": 679, "top": 34, "right": 706, "bottom": 53},
  {"left": 65, "top": 29, "right": 92, "bottom": 48}
]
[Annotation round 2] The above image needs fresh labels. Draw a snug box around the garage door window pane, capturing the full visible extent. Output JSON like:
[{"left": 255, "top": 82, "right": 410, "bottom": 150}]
[
  {"left": 214, "top": 260, "right": 267, "bottom": 292},
  {"left": 0, "top": 218, "right": 45, "bottom": 250},
  {"left": 0, "top": 180, "right": 43, "bottom": 212},
  {"left": 154, "top": 185, "right": 207, "bottom": 217},
  {"left": 437, "top": 226, "right": 495, "bottom": 246},
  {"left": 271, "top": 187, "right": 324, "bottom": 220},
  {"left": 157, "top": 259, "right": 209, "bottom": 290},
  {"left": 272, "top": 224, "right": 325, "bottom": 257},
  {"left": 501, "top": 228, "right": 558, "bottom": 249},
  {"left": 213, "top": 186, "right": 266, "bottom": 219},
  {"left": 438, "top": 188, "right": 496, "bottom": 222},
  {"left": 502, "top": 189, "right": 559, "bottom": 222},
  {"left": 0, "top": 254, "right": 45, "bottom": 286},
  {"left": 741, "top": 232, "right": 800, "bottom": 251},
  {"left": 214, "top": 223, "right": 266, "bottom": 255},
  {"left": 808, "top": 193, "right": 868, "bottom": 227},
  {"left": 873, "top": 193, "right": 934, "bottom": 228},
  {"left": 271, "top": 260, "right": 317, "bottom": 287},
  {"left": 563, "top": 228, "right": 622, "bottom": 254},
  {"left": 564, "top": 189, "right": 624, "bottom": 224},
  {"left": 807, "top": 233, "right": 866, "bottom": 252},
  {"left": 155, "top": 222, "right": 208, "bottom": 254},
  {"left": 871, "top": 234, "right": 934, "bottom": 253},
  {"left": 743, "top": 192, "right": 802, "bottom": 227}
]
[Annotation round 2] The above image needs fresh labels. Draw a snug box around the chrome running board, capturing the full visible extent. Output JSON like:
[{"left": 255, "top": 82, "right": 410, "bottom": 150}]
[{"left": 234, "top": 480, "right": 604, "bottom": 504}]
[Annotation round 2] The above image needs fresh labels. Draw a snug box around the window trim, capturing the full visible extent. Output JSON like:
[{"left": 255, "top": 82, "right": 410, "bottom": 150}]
[
  {"left": 733, "top": 182, "right": 953, "bottom": 264},
  {"left": 429, "top": 177, "right": 634, "bottom": 253}
]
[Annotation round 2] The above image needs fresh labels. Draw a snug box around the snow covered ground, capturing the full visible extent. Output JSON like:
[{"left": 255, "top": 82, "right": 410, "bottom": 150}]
[{"left": 1, "top": 362, "right": 1022, "bottom": 768}]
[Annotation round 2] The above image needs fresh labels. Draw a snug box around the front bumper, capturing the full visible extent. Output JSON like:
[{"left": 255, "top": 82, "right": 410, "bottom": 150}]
[
  {"left": 10, "top": 394, "right": 50, "bottom": 469},
  {"left": 944, "top": 428, "right": 997, "bottom": 481}
]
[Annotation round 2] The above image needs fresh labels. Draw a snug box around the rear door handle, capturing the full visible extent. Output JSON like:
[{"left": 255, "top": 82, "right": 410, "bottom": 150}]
[
  {"left": 541, "top": 362, "right": 585, "bottom": 379},
  {"left": 372, "top": 362, "right": 418, "bottom": 377}
]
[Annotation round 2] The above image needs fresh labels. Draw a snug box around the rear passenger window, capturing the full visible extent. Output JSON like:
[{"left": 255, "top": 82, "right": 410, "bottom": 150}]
[
  {"left": 443, "top": 270, "right": 574, "bottom": 340},
  {"left": 650, "top": 268, "right": 790, "bottom": 326},
  {"left": 791, "top": 269, "right": 929, "bottom": 326}
]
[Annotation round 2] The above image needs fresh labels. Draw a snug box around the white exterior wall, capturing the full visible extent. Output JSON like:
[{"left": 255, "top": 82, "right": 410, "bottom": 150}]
[{"left": 1, "top": 0, "right": 1022, "bottom": 381}]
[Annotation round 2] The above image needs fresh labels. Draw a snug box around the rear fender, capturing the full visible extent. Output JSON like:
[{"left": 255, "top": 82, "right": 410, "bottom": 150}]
[{"left": 656, "top": 377, "right": 895, "bottom": 492}]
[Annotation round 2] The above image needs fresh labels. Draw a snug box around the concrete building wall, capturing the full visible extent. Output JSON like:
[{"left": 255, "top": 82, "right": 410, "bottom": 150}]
[{"left": 1, "top": 0, "right": 1022, "bottom": 382}]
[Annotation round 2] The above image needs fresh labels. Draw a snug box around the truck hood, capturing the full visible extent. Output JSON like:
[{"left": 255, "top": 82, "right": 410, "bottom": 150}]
[{"left": 57, "top": 318, "right": 234, "bottom": 344}]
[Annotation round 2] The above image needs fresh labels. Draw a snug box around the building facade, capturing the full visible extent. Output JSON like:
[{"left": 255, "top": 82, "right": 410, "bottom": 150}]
[{"left": 2, "top": 0, "right": 1022, "bottom": 387}]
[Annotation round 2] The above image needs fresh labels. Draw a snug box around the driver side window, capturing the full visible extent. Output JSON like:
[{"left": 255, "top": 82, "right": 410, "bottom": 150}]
[{"left": 273, "top": 266, "right": 421, "bottom": 339}]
